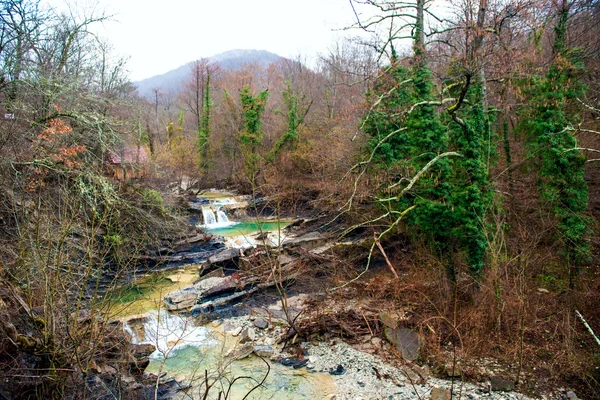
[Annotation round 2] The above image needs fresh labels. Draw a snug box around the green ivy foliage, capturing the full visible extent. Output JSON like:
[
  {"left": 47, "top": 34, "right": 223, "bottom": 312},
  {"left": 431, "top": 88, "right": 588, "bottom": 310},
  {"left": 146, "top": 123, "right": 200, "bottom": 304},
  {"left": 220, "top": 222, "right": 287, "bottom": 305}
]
[
  {"left": 267, "top": 80, "right": 304, "bottom": 162},
  {"left": 239, "top": 86, "right": 269, "bottom": 185},
  {"left": 520, "top": 54, "right": 591, "bottom": 283},
  {"left": 198, "top": 70, "right": 212, "bottom": 171},
  {"left": 363, "top": 62, "right": 494, "bottom": 278},
  {"left": 446, "top": 80, "right": 493, "bottom": 276}
]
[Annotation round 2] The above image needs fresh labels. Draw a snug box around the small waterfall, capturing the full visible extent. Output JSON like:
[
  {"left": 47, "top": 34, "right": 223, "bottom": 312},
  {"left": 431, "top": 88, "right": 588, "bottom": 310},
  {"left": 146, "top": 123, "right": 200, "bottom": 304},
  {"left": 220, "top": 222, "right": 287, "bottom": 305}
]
[
  {"left": 202, "top": 207, "right": 217, "bottom": 225},
  {"left": 200, "top": 205, "right": 236, "bottom": 229},
  {"left": 216, "top": 207, "right": 229, "bottom": 223},
  {"left": 123, "top": 310, "right": 213, "bottom": 359}
]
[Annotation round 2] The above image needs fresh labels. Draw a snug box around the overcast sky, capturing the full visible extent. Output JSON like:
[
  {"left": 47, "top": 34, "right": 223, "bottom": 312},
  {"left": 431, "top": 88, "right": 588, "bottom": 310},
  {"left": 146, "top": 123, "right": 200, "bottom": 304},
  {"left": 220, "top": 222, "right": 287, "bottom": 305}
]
[{"left": 43, "top": 0, "right": 368, "bottom": 81}]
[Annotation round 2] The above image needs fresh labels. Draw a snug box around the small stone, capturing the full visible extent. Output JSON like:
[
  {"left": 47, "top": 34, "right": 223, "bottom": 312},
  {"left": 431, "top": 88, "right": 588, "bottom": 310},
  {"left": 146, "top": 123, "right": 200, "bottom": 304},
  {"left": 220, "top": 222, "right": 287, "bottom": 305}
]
[
  {"left": 239, "top": 327, "right": 256, "bottom": 343},
  {"left": 329, "top": 364, "right": 345, "bottom": 375},
  {"left": 371, "top": 337, "right": 383, "bottom": 347},
  {"left": 278, "top": 253, "right": 295, "bottom": 266},
  {"left": 230, "top": 326, "right": 243, "bottom": 336},
  {"left": 411, "top": 364, "right": 430, "bottom": 379},
  {"left": 490, "top": 376, "right": 515, "bottom": 392},
  {"left": 537, "top": 287, "right": 550, "bottom": 294},
  {"left": 254, "top": 317, "right": 269, "bottom": 329},
  {"left": 100, "top": 364, "right": 117, "bottom": 375},
  {"left": 211, "top": 319, "right": 223, "bottom": 327},
  {"left": 430, "top": 387, "right": 451, "bottom": 400},
  {"left": 265, "top": 337, "right": 277, "bottom": 346},
  {"left": 566, "top": 390, "right": 578, "bottom": 400},
  {"left": 253, "top": 345, "right": 274, "bottom": 358},
  {"left": 308, "top": 355, "right": 318, "bottom": 363},
  {"left": 280, "top": 358, "right": 309, "bottom": 369}
]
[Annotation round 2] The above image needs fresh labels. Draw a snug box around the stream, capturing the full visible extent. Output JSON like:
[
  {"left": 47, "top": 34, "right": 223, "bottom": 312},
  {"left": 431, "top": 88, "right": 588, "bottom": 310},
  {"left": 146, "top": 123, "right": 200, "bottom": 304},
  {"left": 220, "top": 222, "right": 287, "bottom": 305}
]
[{"left": 113, "top": 193, "right": 337, "bottom": 399}]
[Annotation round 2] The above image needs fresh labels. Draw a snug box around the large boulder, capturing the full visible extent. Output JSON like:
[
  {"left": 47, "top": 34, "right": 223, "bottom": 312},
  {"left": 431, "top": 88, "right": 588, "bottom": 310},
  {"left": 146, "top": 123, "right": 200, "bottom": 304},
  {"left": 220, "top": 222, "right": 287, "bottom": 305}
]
[
  {"left": 163, "top": 288, "right": 199, "bottom": 311},
  {"left": 384, "top": 327, "right": 421, "bottom": 361},
  {"left": 378, "top": 310, "right": 420, "bottom": 361}
]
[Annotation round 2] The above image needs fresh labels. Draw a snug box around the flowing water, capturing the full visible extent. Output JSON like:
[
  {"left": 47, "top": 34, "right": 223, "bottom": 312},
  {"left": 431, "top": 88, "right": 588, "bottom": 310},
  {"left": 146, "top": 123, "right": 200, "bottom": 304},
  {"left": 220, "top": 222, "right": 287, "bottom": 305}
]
[
  {"left": 123, "top": 309, "right": 334, "bottom": 399},
  {"left": 116, "top": 194, "right": 336, "bottom": 399},
  {"left": 118, "top": 271, "right": 335, "bottom": 399}
]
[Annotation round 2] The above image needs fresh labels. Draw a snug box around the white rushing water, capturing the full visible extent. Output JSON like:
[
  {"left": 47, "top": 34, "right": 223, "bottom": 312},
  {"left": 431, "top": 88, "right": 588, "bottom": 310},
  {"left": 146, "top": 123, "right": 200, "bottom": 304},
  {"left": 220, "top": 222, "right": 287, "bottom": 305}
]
[
  {"left": 201, "top": 205, "right": 237, "bottom": 229},
  {"left": 216, "top": 207, "right": 229, "bottom": 223},
  {"left": 123, "top": 309, "right": 215, "bottom": 359},
  {"left": 201, "top": 207, "right": 217, "bottom": 225}
]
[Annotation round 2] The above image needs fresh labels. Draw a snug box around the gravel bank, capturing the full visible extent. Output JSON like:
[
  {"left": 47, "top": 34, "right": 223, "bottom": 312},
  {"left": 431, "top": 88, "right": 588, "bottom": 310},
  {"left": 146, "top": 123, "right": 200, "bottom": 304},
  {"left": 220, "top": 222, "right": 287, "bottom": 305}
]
[{"left": 219, "top": 314, "right": 536, "bottom": 400}]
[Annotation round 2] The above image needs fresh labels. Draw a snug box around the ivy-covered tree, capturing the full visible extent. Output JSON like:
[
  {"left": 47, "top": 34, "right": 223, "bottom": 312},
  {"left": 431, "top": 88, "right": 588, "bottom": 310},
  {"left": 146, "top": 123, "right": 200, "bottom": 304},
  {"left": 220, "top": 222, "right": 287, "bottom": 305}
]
[
  {"left": 197, "top": 68, "right": 212, "bottom": 171},
  {"left": 359, "top": 0, "right": 494, "bottom": 279},
  {"left": 239, "top": 85, "right": 269, "bottom": 187},
  {"left": 520, "top": 0, "right": 590, "bottom": 287},
  {"left": 266, "top": 80, "right": 311, "bottom": 163},
  {"left": 445, "top": 75, "right": 493, "bottom": 277},
  {"left": 361, "top": 0, "right": 462, "bottom": 279}
]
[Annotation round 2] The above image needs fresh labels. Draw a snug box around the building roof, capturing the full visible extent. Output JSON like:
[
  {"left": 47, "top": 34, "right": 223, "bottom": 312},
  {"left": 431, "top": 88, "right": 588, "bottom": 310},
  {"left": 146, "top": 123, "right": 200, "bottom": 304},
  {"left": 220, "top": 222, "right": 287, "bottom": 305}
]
[{"left": 107, "top": 145, "right": 149, "bottom": 165}]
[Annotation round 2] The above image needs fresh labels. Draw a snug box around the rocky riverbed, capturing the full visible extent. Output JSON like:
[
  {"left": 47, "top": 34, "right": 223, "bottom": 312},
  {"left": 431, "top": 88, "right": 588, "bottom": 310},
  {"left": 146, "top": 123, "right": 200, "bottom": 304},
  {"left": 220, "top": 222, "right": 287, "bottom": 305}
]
[{"left": 112, "top": 192, "right": 577, "bottom": 399}]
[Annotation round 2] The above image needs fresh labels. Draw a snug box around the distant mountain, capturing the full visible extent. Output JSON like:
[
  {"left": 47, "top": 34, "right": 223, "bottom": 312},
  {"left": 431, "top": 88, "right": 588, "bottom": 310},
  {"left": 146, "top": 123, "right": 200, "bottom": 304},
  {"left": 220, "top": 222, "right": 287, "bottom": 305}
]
[{"left": 134, "top": 49, "right": 283, "bottom": 99}]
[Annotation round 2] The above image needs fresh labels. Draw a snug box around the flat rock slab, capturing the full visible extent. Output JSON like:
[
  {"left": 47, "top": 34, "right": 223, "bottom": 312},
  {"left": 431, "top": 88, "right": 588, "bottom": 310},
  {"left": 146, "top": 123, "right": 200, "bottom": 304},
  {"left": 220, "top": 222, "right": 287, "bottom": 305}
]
[
  {"left": 227, "top": 343, "right": 254, "bottom": 360},
  {"left": 164, "top": 276, "right": 237, "bottom": 311},
  {"left": 208, "top": 248, "right": 241, "bottom": 266},
  {"left": 163, "top": 288, "right": 198, "bottom": 311},
  {"left": 194, "top": 276, "right": 239, "bottom": 298},
  {"left": 282, "top": 232, "right": 327, "bottom": 251},
  {"left": 253, "top": 345, "right": 274, "bottom": 358}
]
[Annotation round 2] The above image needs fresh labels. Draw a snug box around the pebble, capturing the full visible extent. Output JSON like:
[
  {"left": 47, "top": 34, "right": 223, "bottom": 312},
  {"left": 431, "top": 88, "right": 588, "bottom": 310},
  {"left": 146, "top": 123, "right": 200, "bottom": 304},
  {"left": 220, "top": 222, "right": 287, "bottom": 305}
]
[
  {"left": 230, "top": 326, "right": 242, "bottom": 336},
  {"left": 565, "top": 391, "right": 578, "bottom": 400},
  {"left": 330, "top": 364, "right": 346, "bottom": 375},
  {"left": 253, "top": 317, "right": 269, "bottom": 329}
]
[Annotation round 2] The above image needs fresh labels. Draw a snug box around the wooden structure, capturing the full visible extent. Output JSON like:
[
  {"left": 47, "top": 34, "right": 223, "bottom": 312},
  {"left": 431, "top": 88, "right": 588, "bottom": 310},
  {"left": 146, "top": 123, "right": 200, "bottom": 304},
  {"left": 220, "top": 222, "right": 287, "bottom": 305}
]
[{"left": 106, "top": 145, "right": 149, "bottom": 180}]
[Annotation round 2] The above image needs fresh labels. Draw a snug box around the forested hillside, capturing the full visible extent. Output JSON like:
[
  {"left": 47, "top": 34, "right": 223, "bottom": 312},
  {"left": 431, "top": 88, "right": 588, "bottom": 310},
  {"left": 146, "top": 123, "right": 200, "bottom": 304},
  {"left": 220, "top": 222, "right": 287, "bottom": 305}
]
[{"left": 0, "top": 0, "right": 599, "bottom": 398}]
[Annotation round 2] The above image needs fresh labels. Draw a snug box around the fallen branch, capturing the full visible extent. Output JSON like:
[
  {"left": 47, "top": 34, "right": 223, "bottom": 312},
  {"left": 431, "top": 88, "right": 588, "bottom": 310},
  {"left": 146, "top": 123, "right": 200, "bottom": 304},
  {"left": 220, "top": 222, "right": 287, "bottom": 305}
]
[
  {"left": 575, "top": 310, "right": 600, "bottom": 347},
  {"left": 374, "top": 232, "right": 399, "bottom": 279}
]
